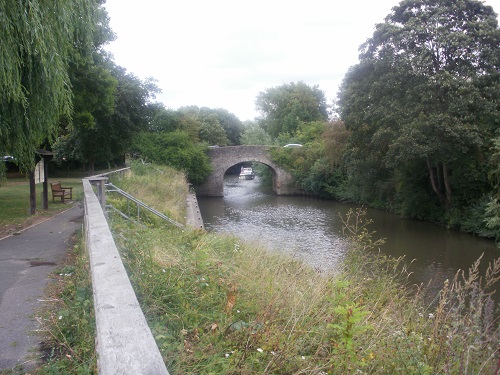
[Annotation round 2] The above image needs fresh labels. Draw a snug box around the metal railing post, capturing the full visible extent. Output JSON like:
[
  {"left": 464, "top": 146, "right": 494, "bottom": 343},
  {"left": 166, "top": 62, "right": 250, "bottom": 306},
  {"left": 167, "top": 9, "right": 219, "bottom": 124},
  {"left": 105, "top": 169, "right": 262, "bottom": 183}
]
[{"left": 86, "top": 176, "right": 108, "bottom": 209}]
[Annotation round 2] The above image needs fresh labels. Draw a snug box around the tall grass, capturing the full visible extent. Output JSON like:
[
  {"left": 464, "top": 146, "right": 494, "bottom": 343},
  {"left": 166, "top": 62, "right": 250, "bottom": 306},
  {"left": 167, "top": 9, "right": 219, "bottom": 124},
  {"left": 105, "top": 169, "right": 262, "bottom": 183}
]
[
  {"left": 24, "top": 233, "right": 96, "bottom": 375},
  {"left": 25, "top": 163, "right": 499, "bottom": 374},
  {"left": 108, "top": 161, "right": 189, "bottom": 225},
  {"left": 110, "top": 180, "right": 500, "bottom": 375}
]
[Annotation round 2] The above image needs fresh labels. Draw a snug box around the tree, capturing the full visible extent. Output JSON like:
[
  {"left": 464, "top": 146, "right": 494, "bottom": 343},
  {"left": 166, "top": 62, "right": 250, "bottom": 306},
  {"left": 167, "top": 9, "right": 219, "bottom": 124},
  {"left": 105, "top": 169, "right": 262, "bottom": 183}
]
[
  {"left": 131, "top": 130, "right": 212, "bottom": 185},
  {"left": 256, "top": 81, "right": 329, "bottom": 138},
  {"left": 56, "top": 56, "right": 160, "bottom": 175},
  {"left": 338, "top": 0, "right": 500, "bottom": 213},
  {"left": 178, "top": 106, "right": 243, "bottom": 145},
  {"left": 241, "top": 124, "right": 273, "bottom": 145},
  {"left": 198, "top": 114, "right": 229, "bottom": 146},
  {"left": 0, "top": 0, "right": 100, "bottom": 173},
  {"left": 323, "top": 120, "right": 351, "bottom": 168},
  {"left": 209, "top": 108, "right": 244, "bottom": 145}
]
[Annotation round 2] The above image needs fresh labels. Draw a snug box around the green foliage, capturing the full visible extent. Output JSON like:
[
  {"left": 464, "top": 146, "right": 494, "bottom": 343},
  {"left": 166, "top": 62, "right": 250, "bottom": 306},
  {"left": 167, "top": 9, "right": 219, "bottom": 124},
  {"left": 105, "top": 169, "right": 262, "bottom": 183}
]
[
  {"left": 337, "top": 0, "right": 500, "bottom": 230},
  {"left": 178, "top": 106, "right": 243, "bottom": 145},
  {"left": 460, "top": 194, "right": 500, "bottom": 241},
  {"left": 198, "top": 113, "right": 229, "bottom": 146},
  {"left": 0, "top": 0, "right": 103, "bottom": 171},
  {"left": 256, "top": 81, "right": 329, "bottom": 138},
  {"left": 490, "top": 136, "right": 500, "bottom": 199},
  {"left": 131, "top": 131, "right": 212, "bottom": 185},
  {"left": 34, "top": 235, "right": 96, "bottom": 374},
  {"left": 55, "top": 55, "right": 160, "bottom": 175},
  {"left": 323, "top": 120, "right": 350, "bottom": 168},
  {"left": 147, "top": 106, "right": 243, "bottom": 146},
  {"left": 240, "top": 124, "right": 273, "bottom": 145},
  {"left": 271, "top": 142, "right": 343, "bottom": 198}
]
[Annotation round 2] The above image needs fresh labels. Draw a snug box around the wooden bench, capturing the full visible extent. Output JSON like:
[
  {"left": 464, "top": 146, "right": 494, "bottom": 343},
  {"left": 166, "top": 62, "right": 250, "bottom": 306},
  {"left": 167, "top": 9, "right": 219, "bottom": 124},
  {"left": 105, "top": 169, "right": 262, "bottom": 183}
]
[{"left": 50, "top": 182, "right": 73, "bottom": 203}]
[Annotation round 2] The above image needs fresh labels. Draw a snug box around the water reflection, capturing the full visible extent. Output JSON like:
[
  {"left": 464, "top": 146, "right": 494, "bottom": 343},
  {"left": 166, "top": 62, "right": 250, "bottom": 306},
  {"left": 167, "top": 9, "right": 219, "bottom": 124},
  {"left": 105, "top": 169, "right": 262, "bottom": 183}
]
[{"left": 198, "top": 175, "right": 499, "bottom": 294}]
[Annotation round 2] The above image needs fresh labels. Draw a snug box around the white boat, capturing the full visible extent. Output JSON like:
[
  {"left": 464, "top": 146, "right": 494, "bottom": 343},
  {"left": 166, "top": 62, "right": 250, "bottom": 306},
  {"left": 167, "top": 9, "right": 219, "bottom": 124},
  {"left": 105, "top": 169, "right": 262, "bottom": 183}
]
[{"left": 239, "top": 167, "right": 255, "bottom": 180}]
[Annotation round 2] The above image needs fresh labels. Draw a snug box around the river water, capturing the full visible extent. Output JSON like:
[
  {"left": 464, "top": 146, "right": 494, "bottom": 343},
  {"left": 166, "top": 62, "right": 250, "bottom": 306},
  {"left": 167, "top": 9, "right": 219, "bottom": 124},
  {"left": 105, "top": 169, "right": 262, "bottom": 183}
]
[{"left": 198, "top": 175, "right": 499, "bottom": 295}]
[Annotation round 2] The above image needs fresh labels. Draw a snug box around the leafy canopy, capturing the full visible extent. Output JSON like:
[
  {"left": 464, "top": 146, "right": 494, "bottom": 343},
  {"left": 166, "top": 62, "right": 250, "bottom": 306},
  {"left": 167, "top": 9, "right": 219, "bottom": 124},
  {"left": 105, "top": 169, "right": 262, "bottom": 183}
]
[
  {"left": 0, "top": 0, "right": 103, "bottom": 171},
  {"left": 338, "top": 0, "right": 500, "bottom": 213},
  {"left": 256, "top": 81, "right": 329, "bottom": 138}
]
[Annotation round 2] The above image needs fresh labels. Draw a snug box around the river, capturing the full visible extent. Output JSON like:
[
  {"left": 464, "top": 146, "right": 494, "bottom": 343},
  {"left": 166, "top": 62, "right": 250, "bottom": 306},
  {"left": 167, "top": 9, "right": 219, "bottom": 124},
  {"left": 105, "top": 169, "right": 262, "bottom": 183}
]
[{"left": 197, "top": 175, "right": 499, "bottom": 295}]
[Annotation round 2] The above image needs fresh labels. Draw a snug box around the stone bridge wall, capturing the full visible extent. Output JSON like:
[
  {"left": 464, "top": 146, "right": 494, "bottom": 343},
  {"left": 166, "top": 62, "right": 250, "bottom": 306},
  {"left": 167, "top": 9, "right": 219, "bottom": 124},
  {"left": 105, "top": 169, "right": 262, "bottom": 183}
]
[{"left": 195, "top": 146, "right": 301, "bottom": 196}]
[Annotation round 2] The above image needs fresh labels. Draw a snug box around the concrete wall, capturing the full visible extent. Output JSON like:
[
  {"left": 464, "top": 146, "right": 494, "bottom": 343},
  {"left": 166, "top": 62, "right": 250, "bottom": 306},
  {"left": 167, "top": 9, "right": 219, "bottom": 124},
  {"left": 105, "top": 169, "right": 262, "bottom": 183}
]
[
  {"left": 186, "top": 191, "right": 205, "bottom": 229},
  {"left": 195, "top": 145, "right": 302, "bottom": 196},
  {"left": 83, "top": 179, "right": 169, "bottom": 375}
]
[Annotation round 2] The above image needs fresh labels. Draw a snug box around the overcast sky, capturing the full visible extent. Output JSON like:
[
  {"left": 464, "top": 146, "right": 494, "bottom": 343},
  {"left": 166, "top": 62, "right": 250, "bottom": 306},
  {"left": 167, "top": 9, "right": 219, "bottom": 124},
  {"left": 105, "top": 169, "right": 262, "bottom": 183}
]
[{"left": 104, "top": 0, "right": 500, "bottom": 122}]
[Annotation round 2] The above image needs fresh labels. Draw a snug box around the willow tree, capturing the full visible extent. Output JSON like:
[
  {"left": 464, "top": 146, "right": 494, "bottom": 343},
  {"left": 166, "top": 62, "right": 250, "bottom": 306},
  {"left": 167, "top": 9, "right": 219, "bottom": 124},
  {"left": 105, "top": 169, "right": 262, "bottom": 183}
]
[
  {"left": 0, "top": 0, "right": 99, "bottom": 173},
  {"left": 1, "top": 0, "right": 101, "bottom": 212}
]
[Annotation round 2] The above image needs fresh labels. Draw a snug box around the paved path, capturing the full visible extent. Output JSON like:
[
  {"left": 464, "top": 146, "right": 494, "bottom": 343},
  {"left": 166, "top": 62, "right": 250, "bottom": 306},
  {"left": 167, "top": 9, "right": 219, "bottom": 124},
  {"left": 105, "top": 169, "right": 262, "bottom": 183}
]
[{"left": 0, "top": 205, "right": 83, "bottom": 371}]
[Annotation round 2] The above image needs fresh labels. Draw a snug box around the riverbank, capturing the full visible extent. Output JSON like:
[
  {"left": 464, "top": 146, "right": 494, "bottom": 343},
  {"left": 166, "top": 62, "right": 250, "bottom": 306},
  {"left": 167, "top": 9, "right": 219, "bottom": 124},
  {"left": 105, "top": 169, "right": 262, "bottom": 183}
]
[
  {"left": 17, "top": 163, "right": 500, "bottom": 374},
  {"left": 112, "top": 164, "right": 500, "bottom": 373}
]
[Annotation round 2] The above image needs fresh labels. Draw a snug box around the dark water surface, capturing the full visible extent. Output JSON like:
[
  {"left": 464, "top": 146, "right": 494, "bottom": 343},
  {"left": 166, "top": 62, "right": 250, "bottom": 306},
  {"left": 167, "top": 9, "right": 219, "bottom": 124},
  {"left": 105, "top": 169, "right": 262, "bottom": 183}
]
[{"left": 198, "top": 176, "right": 499, "bottom": 294}]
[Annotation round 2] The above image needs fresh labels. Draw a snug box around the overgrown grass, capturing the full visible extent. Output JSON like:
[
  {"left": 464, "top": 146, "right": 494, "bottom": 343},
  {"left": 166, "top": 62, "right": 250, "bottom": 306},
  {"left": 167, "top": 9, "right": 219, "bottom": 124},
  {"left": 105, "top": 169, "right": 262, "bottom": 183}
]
[
  {"left": 107, "top": 166, "right": 500, "bottom": 374},
  {"left": 0, "top": 177, "right": 83, "bottom": 230},
  {"left": 21, "top": 162, "right": 500, "bottom": 374},
  {"left": 22, "top": 232, "right": 96, "bottom": 375},
  {"left": 108, "top": 161, "right": 189, "bottom": 225}
]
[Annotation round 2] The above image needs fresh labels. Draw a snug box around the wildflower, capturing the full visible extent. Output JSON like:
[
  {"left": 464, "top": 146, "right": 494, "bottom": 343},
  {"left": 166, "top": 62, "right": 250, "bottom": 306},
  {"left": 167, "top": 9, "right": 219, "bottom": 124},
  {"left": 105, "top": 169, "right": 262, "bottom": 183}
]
[
  {"left": 428, "top": 313, "right": 434, "bottom": 319},
  {"left": 58, "top": 316, "right": 63, "bottom": 320},
  {"left": 301, "top": 356, "right": 305, "bottom": 359},
  {"left": 225, "top": 353, "right": 230, "bottom": 357},
  {"left": 257, "top": 348, "right": 263, "bottom": 353}
]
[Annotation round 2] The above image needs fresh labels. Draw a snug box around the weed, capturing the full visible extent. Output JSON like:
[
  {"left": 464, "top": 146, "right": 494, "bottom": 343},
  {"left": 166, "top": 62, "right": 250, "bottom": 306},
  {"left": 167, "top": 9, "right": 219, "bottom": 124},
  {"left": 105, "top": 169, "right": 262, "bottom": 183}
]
[{"left": 30, "top": 232, "right": 96, "bottom": 374}]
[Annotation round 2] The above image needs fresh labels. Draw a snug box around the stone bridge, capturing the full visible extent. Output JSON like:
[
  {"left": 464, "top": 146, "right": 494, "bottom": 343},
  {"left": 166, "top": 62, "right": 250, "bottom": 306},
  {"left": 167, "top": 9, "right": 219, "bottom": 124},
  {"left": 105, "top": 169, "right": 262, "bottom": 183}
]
[{"left": 195, "top": 145, "right": 301, "bottom": 197}]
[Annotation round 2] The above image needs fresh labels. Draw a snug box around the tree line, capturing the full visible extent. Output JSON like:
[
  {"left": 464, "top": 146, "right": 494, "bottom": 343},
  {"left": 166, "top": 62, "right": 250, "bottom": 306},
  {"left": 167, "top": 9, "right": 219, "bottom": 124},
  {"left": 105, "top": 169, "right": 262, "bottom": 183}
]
[
  {"left": 1, "top": 0, "right": 498, "bottom": 241},
  {"left": 246, "top": 0, "right": 500, "bottom": 241}
]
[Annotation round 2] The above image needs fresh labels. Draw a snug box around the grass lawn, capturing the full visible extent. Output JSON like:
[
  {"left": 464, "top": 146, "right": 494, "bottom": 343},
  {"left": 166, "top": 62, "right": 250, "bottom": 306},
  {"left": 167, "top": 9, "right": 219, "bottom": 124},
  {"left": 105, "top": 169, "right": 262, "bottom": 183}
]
[{"left": 0, "top": 177, "right": 84, "bottom": 236}]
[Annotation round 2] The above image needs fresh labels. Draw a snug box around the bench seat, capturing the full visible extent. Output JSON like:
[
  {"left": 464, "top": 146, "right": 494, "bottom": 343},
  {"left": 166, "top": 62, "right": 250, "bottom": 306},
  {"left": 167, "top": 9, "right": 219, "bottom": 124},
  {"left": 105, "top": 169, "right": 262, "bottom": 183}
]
[{"left": 50, "top": 182, "right": 73, "bottom": 203}]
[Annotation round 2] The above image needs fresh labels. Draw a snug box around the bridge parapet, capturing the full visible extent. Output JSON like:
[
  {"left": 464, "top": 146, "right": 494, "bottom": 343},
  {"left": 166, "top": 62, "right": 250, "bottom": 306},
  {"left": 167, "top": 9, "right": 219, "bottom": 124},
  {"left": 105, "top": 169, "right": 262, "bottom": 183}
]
[{"left": 195, "top": 145, "right": 301, "bottom": 196}]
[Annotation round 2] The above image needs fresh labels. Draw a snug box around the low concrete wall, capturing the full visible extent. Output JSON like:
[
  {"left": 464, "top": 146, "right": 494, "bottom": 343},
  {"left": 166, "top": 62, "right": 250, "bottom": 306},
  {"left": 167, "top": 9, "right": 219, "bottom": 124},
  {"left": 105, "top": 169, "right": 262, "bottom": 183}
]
[
  {"left": 186, "top": 192, "right": 205, "bottom": 229},
  {"left": 83, "top": 179, "right": 169, "bottom": 375}
]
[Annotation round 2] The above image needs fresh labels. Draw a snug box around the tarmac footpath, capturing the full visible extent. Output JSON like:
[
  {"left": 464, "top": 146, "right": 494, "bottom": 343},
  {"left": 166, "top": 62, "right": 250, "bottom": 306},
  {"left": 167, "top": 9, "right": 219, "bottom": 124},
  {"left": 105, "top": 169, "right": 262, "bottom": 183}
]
[{"left": 0, "top": 204, "right": 84, "bottom": 372}]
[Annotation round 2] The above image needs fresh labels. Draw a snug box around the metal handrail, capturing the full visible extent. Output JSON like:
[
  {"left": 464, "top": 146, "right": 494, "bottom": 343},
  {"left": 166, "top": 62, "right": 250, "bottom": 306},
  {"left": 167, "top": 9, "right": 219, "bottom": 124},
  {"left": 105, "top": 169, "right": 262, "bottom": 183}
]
[{"left": 105, "top": 183, "right": 184, "bottom": 228}]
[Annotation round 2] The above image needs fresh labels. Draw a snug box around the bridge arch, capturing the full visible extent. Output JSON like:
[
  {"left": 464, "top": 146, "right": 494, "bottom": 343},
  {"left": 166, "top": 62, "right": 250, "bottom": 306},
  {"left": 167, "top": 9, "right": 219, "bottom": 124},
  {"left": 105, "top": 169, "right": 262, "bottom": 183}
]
[{"left": 195, "top": 146, "right": 300, "bottom": 197}]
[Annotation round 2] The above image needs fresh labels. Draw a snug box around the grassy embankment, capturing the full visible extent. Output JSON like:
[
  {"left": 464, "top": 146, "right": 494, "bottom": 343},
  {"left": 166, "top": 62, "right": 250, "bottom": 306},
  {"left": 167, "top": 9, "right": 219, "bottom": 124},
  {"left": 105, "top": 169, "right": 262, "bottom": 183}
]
[
  {"left": 109, "top": 163, "right": 500, "bottom": 374},
  {"left": 20, "top": 162, "right": 500, "bottom": 374}
]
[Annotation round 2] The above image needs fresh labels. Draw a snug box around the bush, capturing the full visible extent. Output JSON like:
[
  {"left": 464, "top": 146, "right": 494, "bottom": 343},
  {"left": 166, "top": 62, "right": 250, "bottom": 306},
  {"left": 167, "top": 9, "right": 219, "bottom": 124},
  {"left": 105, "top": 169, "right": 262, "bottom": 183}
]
[{"left": 131, "top": 131, "right": 212, "bottom": 185}]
